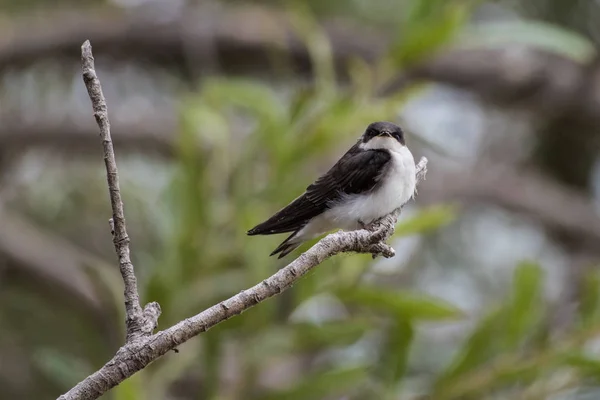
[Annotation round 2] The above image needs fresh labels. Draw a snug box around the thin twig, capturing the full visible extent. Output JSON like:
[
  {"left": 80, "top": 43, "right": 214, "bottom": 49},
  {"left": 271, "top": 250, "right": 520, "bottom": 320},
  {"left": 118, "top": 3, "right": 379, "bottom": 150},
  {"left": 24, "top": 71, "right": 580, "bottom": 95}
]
[
  {"left": 58, "top": 40, "right": 427, "bottom": 400},
  {"left": 80, "top": 40, "right": 160, "bottom": 342}
]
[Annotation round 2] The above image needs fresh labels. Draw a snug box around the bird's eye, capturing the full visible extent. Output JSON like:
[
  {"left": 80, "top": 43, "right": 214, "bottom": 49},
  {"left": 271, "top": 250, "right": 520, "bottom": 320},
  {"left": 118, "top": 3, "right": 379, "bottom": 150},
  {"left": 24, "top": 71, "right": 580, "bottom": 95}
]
[
  {"left": 393, "top": 132, "right": 405, "bottom": 144},
  {"left": 363, "top": 129, "right": 377, "bottom": 142}
]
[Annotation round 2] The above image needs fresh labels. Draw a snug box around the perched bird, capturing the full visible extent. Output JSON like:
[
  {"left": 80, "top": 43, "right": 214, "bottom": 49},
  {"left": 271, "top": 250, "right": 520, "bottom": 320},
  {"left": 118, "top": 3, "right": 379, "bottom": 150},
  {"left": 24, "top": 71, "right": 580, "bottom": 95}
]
[{"left": 248, "top": 121, "right": 416, "bottom": 258}]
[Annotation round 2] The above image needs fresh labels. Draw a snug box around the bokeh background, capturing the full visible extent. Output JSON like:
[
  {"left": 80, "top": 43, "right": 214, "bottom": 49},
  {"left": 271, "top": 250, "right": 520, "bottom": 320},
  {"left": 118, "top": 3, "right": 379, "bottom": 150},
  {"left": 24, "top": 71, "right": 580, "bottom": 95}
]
[{"left": 2, "top": 0, "right": 600, "bottom": 399}]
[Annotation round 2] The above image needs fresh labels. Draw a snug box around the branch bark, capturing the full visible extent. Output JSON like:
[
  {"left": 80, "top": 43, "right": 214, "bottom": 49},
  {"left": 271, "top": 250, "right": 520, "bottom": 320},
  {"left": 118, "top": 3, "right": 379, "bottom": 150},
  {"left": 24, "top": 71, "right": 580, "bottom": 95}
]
[
  {"left": 57, "top": 38, "right": 429, "bottom": 400},
  {"left": 57, "top": 158, "right": 426, "bottom": 400},
  {"left": 81, "top": 40, "right": 160, "bottom": 343}
]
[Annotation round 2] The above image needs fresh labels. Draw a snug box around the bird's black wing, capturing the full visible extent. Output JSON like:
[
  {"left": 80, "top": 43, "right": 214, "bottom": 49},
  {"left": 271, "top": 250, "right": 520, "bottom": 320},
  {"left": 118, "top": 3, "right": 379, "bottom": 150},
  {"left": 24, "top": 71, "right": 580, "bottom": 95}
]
[{"left": 247, "top": 144, "right": 391, "bottom": 235}]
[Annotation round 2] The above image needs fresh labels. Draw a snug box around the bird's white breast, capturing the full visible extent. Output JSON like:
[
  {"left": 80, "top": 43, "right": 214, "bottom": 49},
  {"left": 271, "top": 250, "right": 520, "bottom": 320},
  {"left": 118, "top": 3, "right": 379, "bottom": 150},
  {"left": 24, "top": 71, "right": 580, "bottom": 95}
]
[
  {"left": 294, "top": 137, "right": 416, "bottom": 242},
  {"left": 326, "top": 138, "right": 416, "bottom": 230}
]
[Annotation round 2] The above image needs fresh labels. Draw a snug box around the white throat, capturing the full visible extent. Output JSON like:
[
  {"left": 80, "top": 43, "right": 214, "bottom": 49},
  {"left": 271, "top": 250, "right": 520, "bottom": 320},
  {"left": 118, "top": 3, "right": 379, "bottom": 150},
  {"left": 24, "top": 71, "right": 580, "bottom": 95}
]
[{"left": 359, "top": 136, "right": 405, "bottom": 153}]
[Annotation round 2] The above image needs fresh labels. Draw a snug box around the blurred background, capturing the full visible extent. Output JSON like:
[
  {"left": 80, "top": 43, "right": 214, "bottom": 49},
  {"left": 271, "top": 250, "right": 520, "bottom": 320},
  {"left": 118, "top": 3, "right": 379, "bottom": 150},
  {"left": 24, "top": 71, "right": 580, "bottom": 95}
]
[{"left": 2, "top": 0, "right": 600, "bottom": 399}]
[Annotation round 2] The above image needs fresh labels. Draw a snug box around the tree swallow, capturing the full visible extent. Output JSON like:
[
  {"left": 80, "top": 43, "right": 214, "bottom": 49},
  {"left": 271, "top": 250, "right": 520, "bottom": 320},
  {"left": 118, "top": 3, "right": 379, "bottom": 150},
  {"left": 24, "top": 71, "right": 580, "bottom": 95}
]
[{"left": 248, "top": 121, "right": 417, "bottom": 258}]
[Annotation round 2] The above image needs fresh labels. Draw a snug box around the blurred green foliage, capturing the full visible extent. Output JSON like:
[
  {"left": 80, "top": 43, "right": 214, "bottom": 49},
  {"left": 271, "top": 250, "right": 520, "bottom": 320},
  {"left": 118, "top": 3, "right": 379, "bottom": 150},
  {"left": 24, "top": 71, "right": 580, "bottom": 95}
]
[
  {"left": 121, "top": 4, "right": 464, "bottom": 398},
  {"left": 2, "top": 0, "right": 600, "bottom": 399},
  {"left": 389, "top": 0, "right": 473, "bottom": 66}
]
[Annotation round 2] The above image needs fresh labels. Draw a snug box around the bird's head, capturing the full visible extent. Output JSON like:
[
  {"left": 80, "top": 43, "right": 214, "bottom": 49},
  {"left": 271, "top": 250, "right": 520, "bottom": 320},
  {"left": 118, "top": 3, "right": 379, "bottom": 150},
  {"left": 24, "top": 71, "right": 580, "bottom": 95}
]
[{"left": 360, "top": 121, "right": 405, "bottom": 148}]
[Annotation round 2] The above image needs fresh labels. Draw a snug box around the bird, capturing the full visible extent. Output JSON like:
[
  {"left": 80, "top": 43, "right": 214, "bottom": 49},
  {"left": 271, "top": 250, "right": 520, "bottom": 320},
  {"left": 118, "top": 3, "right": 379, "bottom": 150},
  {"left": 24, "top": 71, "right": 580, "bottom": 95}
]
[{"left": 247, "top": 121, "right": 416, "bottom": 258}]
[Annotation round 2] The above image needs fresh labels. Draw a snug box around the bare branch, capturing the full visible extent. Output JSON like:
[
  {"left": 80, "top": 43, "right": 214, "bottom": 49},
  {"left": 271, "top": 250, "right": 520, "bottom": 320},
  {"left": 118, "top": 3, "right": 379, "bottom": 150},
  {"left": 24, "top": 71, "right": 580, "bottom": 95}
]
[
  {"left": 0, "top": 119, "right": 175, "bottom": 157},
  {"left": 57, "top": 156, "right": 427, "bottom": 400},
  {"left": 0, "top": 6, "right": 384, "bottom": 76},
  {"left": 384, "top": 46, "right": 600, "bottom": 123},
  {"left": 0, "top": 209, "right": 105, "bottom": 311},
  {"left": 2, "top": 5, "right": 594, "bottom": 125},
  {"left": 2, "top": 6, "right": 600, "bottom": 130},
  {"left": 57, "top": 39, "right": 427, "bottom": 400},
  {"left": 419, "top": 163, "right": 600, "bottom": 248},
  {"left": 80, "top": 40, "right": 160, "bottom": 343},
  {"left": 61, "top": 44, "right": 429, "bottom": 397}
]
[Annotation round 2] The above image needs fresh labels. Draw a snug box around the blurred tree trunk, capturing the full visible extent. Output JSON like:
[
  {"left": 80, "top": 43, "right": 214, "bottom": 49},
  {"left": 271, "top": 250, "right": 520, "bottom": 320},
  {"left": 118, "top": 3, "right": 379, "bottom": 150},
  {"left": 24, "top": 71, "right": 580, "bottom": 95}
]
[{"left": 523, "top": 0, "right": 600, "bottom": 330}]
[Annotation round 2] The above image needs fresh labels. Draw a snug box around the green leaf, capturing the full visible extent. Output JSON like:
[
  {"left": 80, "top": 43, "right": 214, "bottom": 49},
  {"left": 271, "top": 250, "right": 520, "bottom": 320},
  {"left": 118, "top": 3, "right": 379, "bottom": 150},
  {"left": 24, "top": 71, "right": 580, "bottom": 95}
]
[
  {"left": 288, "top": 86, "right": 318, "bottom": 122},
  {"left": 33, "top": 348, "right": 92, "bottom": 390},
  {"left": 505, "top": 261, "right": 543, "bottom": 349},
  {"left": 113, "top": 373, "right": 143, "bottom": 400},
  {"left": 579, "top": 270, "right": 600, "bottom": 327},
  {"left": 435, "top": 262, "right": 544, "bottom": 394},
  {"left": 461, "top": 20, "right": 596, "bottom": 62},
  {"left": 405, "top": 0, "right": 444, "bottom": 23},
  {"left": 562, "top": 353, "right": 600, "bottom": 379},
  {"left": 292, "top": 320, "right": 372, "bottom": 349},
  {"left": 394, "top": 205, "right": 457, "bottom": 237},
  {"left": 434, "top": 307, "right": 504, "bottom": 392},
  {"left": 338, "top": 287, "right": 463, "bottom": 321},
  {"left": 200, "top": 78, "right": 287, "bottom": 122},
  {"left": 289, "top": 3, "right": 335, "bottom": 94},
  {"left": 392, "top": 0, "right": 471, "bottom": 66},
  {"left": 261, "top": 366, "right": 366, "bottom": 400},
  {"left": 379, "top": 318, "right": 414, "bottom": 386}
]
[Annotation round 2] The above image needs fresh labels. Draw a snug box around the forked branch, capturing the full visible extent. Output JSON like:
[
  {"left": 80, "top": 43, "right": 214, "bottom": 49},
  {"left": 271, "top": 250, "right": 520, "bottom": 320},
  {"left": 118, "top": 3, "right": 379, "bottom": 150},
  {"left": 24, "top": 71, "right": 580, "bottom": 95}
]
[
  {"left": 58, "top": 40, "right": 428, "bottom": 400},
  {"left": 81, "top": 40, "right": 160, "bottom": 342}
]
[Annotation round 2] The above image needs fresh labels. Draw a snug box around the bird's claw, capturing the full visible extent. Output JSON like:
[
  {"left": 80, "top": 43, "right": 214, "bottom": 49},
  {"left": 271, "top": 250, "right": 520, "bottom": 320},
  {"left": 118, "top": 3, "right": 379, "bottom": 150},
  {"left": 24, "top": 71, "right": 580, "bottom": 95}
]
[{"left": 368, "top": 222, "right": 390, "bottom": 243}]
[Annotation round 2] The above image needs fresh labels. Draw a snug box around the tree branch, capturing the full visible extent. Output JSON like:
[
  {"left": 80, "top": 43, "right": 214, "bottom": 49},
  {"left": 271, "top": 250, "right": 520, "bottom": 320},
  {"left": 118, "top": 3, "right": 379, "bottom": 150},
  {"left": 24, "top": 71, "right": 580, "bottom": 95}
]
[
  {"left": 57, "top": 38, "right": 429, "bottom": 400},
  {"left": 0, "top": 119, "right": 176, "bottom": 157},
  {"left": 3, "top": 5, "right": 600, "bottom": 129},
  {"left": 81, "top": 40, "right": 160, "bottom": 343},
  {"left": 0, "top": 6, "right": 384, "bottom": 76},
  {"left": 384, "top": 46, "right": 600, "bottom": 123},
  {"left": 57, "top": 156, "right": 427, "bottom": 400},
  {"left": 2, "top": 5, "right": 595, "bottom": 124},
  {"left": 0, "top": 208, "right": 105, "bottom": 311},
  {"left": 419, "top": 162, "right": 600, "bottom": 249}
]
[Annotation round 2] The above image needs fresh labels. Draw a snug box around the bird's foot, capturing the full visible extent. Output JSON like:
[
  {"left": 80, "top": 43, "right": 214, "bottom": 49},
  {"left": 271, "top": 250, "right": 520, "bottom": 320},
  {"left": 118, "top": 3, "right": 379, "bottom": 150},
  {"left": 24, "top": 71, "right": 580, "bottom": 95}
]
[
  {"left": 369, "top": 223, "right": 389, "bottom": 244},
  {"left": 358, "top": 217, "right": 395, "bottom": 257},
  {"left": 358, "top": 219, "right": 380, "bottom": 232}
]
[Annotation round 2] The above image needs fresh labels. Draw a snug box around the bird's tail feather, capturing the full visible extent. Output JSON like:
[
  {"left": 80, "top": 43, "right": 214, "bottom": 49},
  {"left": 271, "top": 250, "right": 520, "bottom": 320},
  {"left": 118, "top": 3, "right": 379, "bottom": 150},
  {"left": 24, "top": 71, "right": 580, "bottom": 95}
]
[{"left": 270, "top": 231, "right": 303, "bottom": 259}]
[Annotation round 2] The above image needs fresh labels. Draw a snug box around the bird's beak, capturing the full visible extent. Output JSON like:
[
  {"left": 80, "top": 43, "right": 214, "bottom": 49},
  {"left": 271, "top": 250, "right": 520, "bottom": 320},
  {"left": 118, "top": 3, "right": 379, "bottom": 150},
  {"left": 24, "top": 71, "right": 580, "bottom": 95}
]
[{"left": 378, "top": 131, "right": 391, "bottom": 137}]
